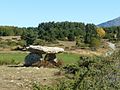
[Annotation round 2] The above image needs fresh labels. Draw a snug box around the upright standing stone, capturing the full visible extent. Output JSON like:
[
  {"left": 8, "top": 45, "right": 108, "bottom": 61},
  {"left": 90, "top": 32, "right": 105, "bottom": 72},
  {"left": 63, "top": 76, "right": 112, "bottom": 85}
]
[
  {"left": 44, "top": 53, "right": 57, "bottom": 63},
  {"left": 24, "top": 53, "right": 43, "bottom": 66}
]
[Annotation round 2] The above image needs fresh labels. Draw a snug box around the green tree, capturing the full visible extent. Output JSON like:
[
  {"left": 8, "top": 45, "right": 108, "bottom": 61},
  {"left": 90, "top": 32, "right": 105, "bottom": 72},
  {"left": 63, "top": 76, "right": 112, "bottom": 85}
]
[
  {"left": 76, "top": 36, "right": 82, "bottom": 47},
  {"left": 90, "top": 37, "right": 101, "bottom": 50},
  {"left": 84, "top": 24, "right": 97, "bottom": 44},
  {"left": 117, "top": 26, "right": 120, "bottom": 40},
  {"left": 33, "top": 39, "right": 46, "bottom": 45},
  {"left": 21, "top": 30, "right": 38, "bottom": 46},
  {"left": 18, "top": 40, "right": 26, "bottom": 47},
  {"left": 68, "top": 32, "right": 75, "bottom": 41}
]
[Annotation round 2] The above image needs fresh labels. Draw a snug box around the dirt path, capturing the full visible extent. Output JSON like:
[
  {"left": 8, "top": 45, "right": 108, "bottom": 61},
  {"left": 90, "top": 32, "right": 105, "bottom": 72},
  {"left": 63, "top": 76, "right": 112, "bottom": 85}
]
[{"left": 0, "top": 65, "right": 61, "bottom": 90}]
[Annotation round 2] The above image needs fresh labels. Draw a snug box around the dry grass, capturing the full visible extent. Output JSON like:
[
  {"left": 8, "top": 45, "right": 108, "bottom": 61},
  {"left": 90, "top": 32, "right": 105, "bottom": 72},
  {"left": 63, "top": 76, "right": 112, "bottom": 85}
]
[
  {"left": 67, "top": 48, "right": 108, "bottom": 56},
  {"left": 0, "top": 65, "right": 62, "bottom": 90},
  {"left": 0, "top": 36, "right": 21, "bottom": 41}
]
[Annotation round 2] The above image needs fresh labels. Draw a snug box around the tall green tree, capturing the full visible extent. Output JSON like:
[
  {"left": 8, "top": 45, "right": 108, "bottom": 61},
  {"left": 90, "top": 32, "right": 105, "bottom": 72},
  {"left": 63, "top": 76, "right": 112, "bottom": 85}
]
[
  {"left": 21, "top": 30, "right": 38, "bottom": 46},
  {"left": 84, "top": 24, "right": 97, "bottom": 44},
  {"left": 117, "top": 26, "right": 120, "bottom": 40}
]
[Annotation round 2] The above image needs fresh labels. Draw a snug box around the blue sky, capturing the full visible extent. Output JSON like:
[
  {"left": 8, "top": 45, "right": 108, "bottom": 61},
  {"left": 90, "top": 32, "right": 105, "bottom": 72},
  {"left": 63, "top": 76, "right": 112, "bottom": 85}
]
[{"left": 0, "top": 0, "right": 120, "bottom": 27}]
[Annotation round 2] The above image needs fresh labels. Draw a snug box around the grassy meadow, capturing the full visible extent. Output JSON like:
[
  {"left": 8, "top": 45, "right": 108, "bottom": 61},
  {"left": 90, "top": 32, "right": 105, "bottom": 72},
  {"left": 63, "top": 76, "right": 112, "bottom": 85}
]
[
  {"left": 0, "top": 52, "right": 80, "bottom": 65},
  {"left": 0, "top": 52, "right": 27, "bottom": 64},
  {"left": 57, "top": 52, "right": 80, "bottom": 64}
]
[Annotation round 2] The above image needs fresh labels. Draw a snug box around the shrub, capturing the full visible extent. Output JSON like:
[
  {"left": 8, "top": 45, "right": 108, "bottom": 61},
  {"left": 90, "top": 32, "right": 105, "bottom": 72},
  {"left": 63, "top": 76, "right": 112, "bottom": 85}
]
[
  {"left": 33, "top": 82, "right": 41, "bottom": 90},
  {"left": 63, "top": 64, "right": 79, "bottom": 74},
  {"left": 7, "top": 41, "right": 17, "bottom": 46},
  {"left": 17, "top": 40, "right": 26, "bottom": 47},
  {"left": 90, "top": 37, "right": 101, "bottom": 49},
  {"left": 0, "top": 59, "right": 20, "bottom": 65},
  {"left": 47, "top": 51, "right": 120, "bottom": 89},
  {"left": 32, "top": 50, "right": 120, "bottom": 90},
  {"left": 0, "top": 40, "right": 17, "bottom": 47},
  {"left": 65, "top": 53, "right": 120, "bottom": 90},
  {"left": 33, "top": 39, "right": 46, "bottom": 46}
]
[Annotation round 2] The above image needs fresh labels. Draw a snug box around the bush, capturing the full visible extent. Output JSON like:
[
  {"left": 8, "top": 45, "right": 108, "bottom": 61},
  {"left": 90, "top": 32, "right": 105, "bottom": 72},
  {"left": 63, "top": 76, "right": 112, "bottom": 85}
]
[
  {"left": 33, "top": 51, "right": 120, "bottom": 90},
  {"left": 7, "top": 41, "right": 17, "bottom": 46},
  {"left": 33, "top": 39, "right": 46, "bottom": 46},
  {"left": 90, "top": 37, "right": 101, "bottom": 49},
  {"left": 68, "top": 33, "right": 75, "bottom": 41},
  {"left": 63, "top": 64, "right": 79, "bottom": 74},
  {"left": 0, "top": 59, "right": 20, "bottom": 65},
  {"left": 0, "top": 44, "right": 9, "bottom": 48},
  {"left": 17, "top": 40, "right": 26, "bottom": 47},
  {"left": 63, "top": 53, "right": 120, "bottom": 90},
  {"left": 0, "top": 40, "right": 17, "bottom": 47}
]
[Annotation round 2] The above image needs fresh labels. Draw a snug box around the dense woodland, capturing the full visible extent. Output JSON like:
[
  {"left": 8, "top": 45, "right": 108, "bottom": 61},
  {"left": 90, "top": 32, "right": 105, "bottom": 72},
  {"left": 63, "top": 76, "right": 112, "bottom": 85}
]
[{"left": 0, "top": 22, "right": 120, "bottom": 46}]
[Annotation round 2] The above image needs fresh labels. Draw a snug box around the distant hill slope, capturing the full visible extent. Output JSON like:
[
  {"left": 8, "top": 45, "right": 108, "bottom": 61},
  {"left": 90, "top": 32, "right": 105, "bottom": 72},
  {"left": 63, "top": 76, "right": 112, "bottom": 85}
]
[{"left": 98, "top": 17, "right": 120, "bottom": 27}]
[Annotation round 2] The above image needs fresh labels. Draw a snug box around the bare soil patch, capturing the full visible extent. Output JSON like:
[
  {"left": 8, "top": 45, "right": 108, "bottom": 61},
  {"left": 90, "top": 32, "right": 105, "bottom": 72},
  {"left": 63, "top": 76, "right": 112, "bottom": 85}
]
[{"left": 0, "top": 65, "right": 61, "bottom": 90}]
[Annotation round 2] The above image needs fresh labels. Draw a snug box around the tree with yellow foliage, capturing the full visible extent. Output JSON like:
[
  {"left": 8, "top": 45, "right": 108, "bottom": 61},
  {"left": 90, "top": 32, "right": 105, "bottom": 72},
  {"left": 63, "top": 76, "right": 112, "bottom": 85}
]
[{"left": 96, "top": 27, "right": 105, "bottom": 38}]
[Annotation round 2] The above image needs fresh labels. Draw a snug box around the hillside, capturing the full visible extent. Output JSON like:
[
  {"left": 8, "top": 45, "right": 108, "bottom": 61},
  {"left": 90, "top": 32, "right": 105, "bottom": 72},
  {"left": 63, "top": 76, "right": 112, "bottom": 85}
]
[{"left": 98, "top": 16, "right": 120, "bottom": 27}]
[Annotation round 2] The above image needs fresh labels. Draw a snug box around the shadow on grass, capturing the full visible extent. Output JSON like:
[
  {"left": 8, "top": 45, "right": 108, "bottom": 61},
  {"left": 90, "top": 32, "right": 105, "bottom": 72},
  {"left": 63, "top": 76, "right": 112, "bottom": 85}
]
[{"left": 7, "top": 65, "right": 24, "bottom": 67}]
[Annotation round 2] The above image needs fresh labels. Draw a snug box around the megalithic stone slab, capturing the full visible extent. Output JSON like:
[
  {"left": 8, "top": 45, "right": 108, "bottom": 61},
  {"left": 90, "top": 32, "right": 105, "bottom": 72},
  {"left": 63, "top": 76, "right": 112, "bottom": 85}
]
[
  {"left": 24, "top": 45, "right": 64, "bottom": 66},
  {"left": 26, "top": 45, "right": 64, "bottom": 54}
]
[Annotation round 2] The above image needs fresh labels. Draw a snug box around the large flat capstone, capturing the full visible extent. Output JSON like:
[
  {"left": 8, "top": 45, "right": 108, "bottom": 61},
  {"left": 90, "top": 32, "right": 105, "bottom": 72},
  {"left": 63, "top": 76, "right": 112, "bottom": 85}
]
[{"left": 27, "top": 45, "right": 64, "bottom": 54}]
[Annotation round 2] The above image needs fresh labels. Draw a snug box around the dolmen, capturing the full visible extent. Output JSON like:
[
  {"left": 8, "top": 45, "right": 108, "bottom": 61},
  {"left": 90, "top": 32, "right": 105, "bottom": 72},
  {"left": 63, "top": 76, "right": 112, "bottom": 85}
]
[{"left": 24, "top": 45, "right": 64, "bottom": 67}]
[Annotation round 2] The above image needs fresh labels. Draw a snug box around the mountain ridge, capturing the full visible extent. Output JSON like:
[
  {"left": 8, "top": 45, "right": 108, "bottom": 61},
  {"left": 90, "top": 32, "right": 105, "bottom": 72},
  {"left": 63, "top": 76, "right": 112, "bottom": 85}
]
[{"left": 98, "top": 17, "right": 120, "bottom": 27}]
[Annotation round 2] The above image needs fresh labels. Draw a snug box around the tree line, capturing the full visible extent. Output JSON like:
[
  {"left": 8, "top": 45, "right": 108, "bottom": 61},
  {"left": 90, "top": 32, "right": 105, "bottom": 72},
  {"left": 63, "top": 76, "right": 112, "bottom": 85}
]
[
  {"left": 0, "top": 22, "right": 120, "bottom": 46},
  {"left": 103, "top": 26, "right": 120, "bottom": 41}
]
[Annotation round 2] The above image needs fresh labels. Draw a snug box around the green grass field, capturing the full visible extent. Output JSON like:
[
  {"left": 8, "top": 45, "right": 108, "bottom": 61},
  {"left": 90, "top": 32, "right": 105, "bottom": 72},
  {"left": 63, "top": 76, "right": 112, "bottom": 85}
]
[
  {"left": 0, "top": 52, "right": 80, "bottom": 65},
  {"left": 0, "top": 52, "right": 27, "bottom": 64},
  {"left": 57, "top": 52, "right": 80, "bottom": 64}
]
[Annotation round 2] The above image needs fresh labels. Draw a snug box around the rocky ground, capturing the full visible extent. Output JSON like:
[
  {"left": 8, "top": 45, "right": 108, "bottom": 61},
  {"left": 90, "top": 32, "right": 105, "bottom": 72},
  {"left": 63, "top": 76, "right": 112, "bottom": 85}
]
[{"left": 0, "top": 65, "right": 61, "bottom": 90}]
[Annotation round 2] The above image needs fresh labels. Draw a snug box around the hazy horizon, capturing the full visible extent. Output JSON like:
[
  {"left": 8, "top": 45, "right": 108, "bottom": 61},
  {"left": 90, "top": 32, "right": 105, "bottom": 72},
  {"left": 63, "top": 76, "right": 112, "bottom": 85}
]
[{"left": 0, "top": 0, "right": 120, "bottom": 27}]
